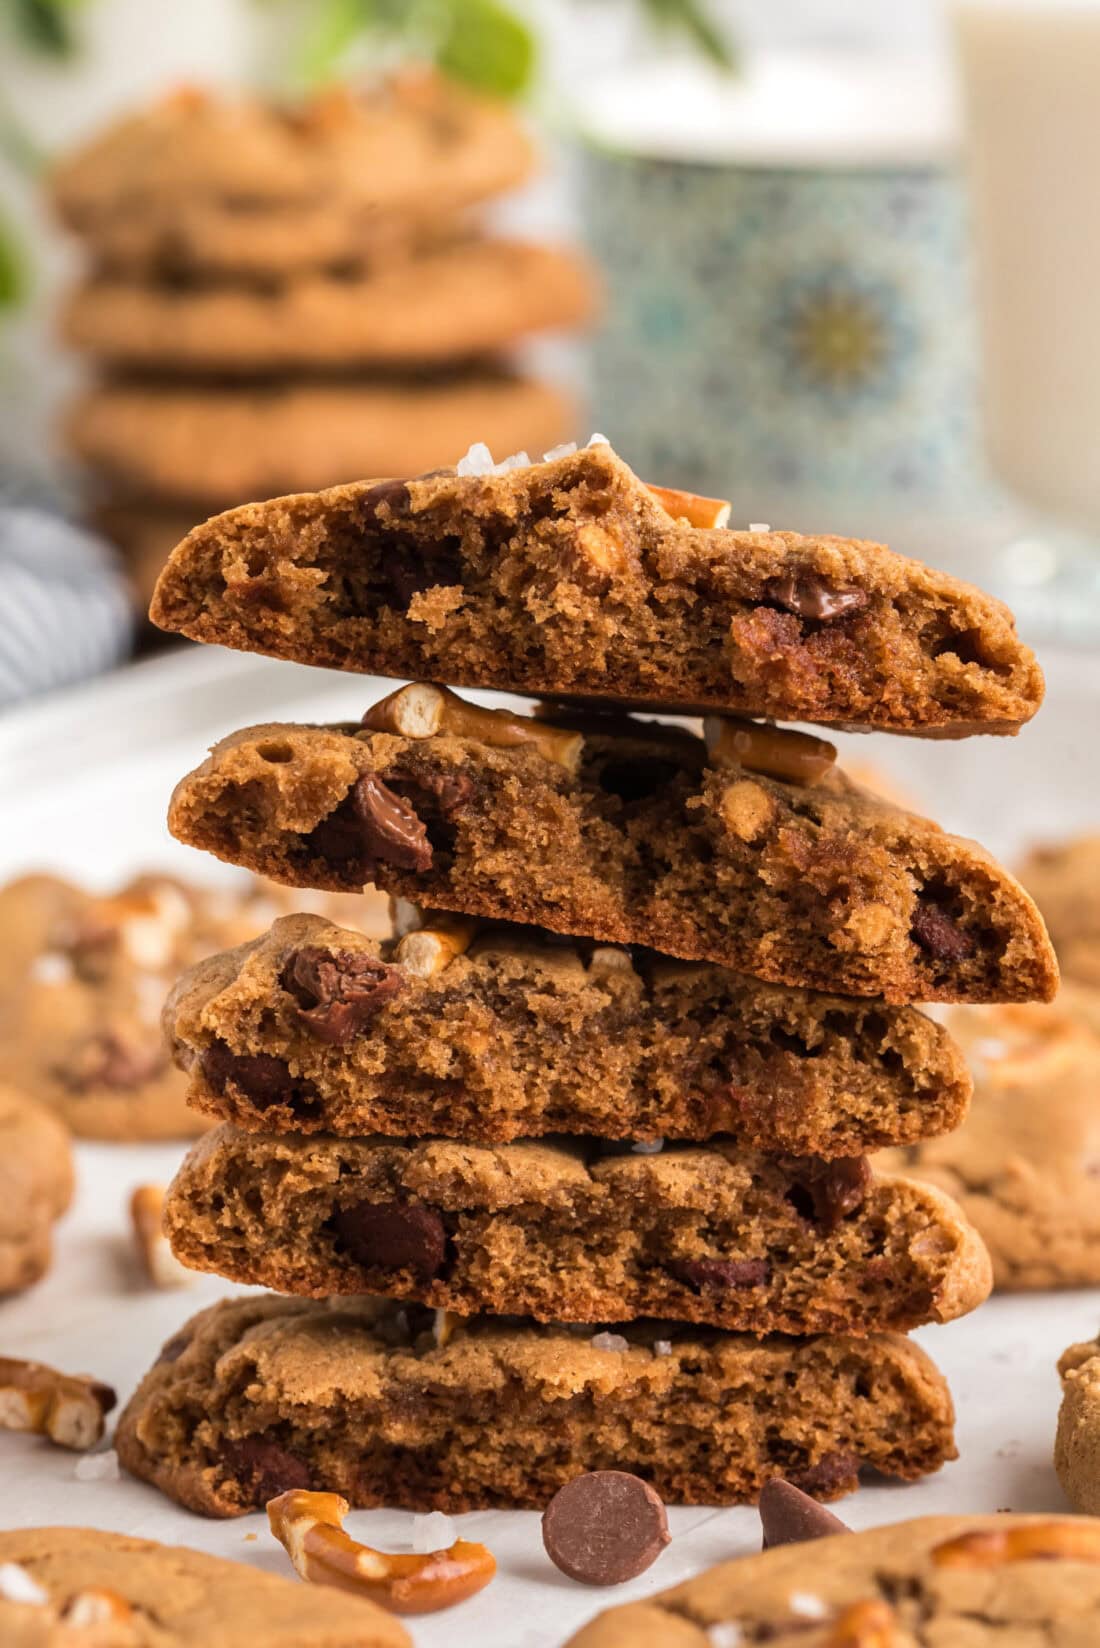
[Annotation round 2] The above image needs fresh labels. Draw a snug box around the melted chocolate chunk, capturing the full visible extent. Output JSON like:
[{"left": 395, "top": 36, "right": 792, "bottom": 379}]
[
  {"left": 306, "top": 773, "right": 432, "bottom": 874},
  {"left": 222, "top": 1435, "right": 312, "bottom": 1505},
  {"left": 784, "top": 1157, "right": 872, "bottom": 1232},
  {"left": 332, "top": 1198, "right": 447, "bottom": 1277},
  {"left": 667, "top": 1257, "right": 771, "bottom": 1291},
  {"left": 281, "top": 945, "right": 405, "bottom": 1045},
  {"left": 787, "top": 1451, "right": 861, "bottom": 1498},
  {"left": 155, "top": 1332, "right": 191, "bottom": 1366},
  {"left": 911, "top": 898, "right": 976, "bottom": 963},
  {"left": 763, "top": 575, "right": 870, "bottom": 622},
  {"left": 361, "top": 478, "right": 411, "bottom": 520},
  {"left": 200, "top": 1041, "right": 319, "bottom": 1115},
  {"left": 58, "top": 1031, "right": 166, "bottom": 1093}
]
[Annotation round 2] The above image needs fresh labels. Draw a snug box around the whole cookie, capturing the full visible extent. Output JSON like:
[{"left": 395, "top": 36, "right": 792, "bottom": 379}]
[
  {"left": 0, "top": 1085, "right": 73, "bottom": 1294},
  {"left": 564, "top": 1513, "right": 1100, "bottom": 1645},
  {"left": 0, "top": 1524, "right": 408, "bottom": 1645},
  {"left": 878, "top": 997, "right": 1100, "bottom": 1289}
]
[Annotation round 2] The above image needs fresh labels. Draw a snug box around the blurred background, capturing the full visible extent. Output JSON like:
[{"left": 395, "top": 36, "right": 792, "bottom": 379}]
[{"left": 2, "top": 0, "right": 1100, "bottom": 700}]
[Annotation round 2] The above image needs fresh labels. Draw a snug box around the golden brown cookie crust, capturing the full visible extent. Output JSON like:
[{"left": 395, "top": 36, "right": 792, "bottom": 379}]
[
  {"left": 0, "top": 1085, "right": 73, "bottom": 1295},
  {"left": 115, "top": 1293, "right": 956, "bottom": 1517}
]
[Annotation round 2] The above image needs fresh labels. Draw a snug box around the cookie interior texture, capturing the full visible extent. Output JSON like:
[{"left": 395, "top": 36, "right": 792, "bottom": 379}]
[
  {"left": 115, "top": 1294, "right": 956, "bottom": 1517},
  {"left": 166, "top": 709, "right": 1057, "bottom": 1004},
  {"left": 166, "top": 912, "right": 971, "bottom": 1155},
  {"left": 562, "top": 1513, "right": 1100, "bottom": 1646},
  {"left": 150, "top": 445, "right": 1044, "bottom": 735},
  {"left": 163, "top": 1126, "right": 992, "bottom": 1335}
]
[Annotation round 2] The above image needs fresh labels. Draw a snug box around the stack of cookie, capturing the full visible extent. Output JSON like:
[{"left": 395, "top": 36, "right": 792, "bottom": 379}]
[
  {"left": 117, "top": 441, "right": 1058, "bottom": 1520},
  {"left": 50, "top": 73, "right": 593, "bottom": 606}
]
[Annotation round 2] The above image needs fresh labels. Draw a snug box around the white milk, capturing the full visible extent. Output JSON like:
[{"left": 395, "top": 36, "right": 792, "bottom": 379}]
[{"left": 955, "top": 1, "right": 1100, "bottom": 533}]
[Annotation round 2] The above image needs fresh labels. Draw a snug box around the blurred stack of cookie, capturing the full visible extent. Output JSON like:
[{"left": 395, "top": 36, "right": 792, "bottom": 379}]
[
  {"left": 51, "top": 72, "right": 594, "bottom": 608},
  {"left": 111, "top": 443, "right": 1062, "bottom": 1520}
]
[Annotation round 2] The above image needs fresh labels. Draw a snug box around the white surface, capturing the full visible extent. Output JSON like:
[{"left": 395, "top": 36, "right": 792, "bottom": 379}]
[{"left": 2, "top": 642, "right": 1100, "bottom": 1646}]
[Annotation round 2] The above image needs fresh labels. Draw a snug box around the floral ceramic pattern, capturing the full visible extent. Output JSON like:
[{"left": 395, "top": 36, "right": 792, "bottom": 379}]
[{"left": 578, "top": 150, "right": 991, "bottom": 522}]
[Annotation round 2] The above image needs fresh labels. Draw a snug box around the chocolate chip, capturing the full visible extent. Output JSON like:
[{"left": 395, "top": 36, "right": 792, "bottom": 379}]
[
  {"left": 332, "top": 1198, "right": 446, "bottom": 1277},
  {"left": 911, "top": 898, "right": 975, "bottom": 962},
  {"left": 667, "top": 1257, "right": 771, "bottom": 1291},
  {"left": 222, "top": 1435, "right": 312, "bottom": 1505},
  {"left": 784, "top": 1157, "right": 872, "bottom": 1233},
  {"left": 764, "top": 575, "right": 870, "bottom": 622},
  {"left": 281, "top": 946, "right": 405, "bottom": 1045},
  {"left": 382, "top": 540, "right": 464, "bottom": 609},
  {"left": 155, "top": 1332, "right": 191, "bottom": 1366},
  {"left": 200, "top": 1041, "right": 319, "bottom": 1115},
  {"left": 787, "top": 1451, "right": 861, "bottom": 1498},
  {"left": 760, "top": 1478, "right": 851, "bottom": 1548},
  {"left": 57, "top": 1031, "right": 166, "bottom": 1093},
  {"left": 306, "top": 773, "right": 432, "bottom": 874},
  {"left": 542, "top": 1471, "right": 670, "bottom": 1585},
  {"left": 361, "top": 478, "right": 411, "bottom": 520}
]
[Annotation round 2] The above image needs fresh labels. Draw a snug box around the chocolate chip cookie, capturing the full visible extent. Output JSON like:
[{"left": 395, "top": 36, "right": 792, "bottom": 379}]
[
  {"left": 115, "top": 1293, "right": 957, "bottom": 1516},
  {"left": 67, "top": 372, "right": 574, "bottom": 507},
  {"left": 0, "top": 1085, "right": 73, "bottom": 1294},
  {"left": 0, "top": 871, "right": 388, "bottom": 1140},
  {"left": 0, "top": 1524, "right": 409, "bottom": 1645},
  {"left": 50, "top": 73, "right": 532, "bottom": 279},
  {"left": 149, "top": 442, "right": 1044, "bottom": 735},
  {"left": 163, "top": 1127, "right": 991, "bottom": 1334},
  {"left": 879, "top": 999, "right": 1100, "bottom": 1290},
  {"left": 63, "top": 240, "right": 595, "bottom": 373},
  {"left": 165, "top": 693, "right": 1057, "bottom": 1003},
  {"left": 1018, "top": 834, "right": 1100, "bottom": 990},
  {"left": 563, "top": 1513, "right": 1100, "bottom": 1646},
  {"left": 165, "top": 911, "right": 971, "bottom": 1155}
]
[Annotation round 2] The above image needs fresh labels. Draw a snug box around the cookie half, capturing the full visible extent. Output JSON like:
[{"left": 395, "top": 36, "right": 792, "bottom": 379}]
[
  {"left": 150, "top": 442, "right": 1044, "bottom": 735},
  {"left": 115, "top": 1293, "right": 957, "bottom": 1516},
  {"left": 166, "top": 912, "right": 971, "bottom": 1156},
  {"left": 163, "top": 1126, "right": 991, "bottom": 1334},
  {"left": 165, "top": 698, "right": 1057, "bottom": 1003}
]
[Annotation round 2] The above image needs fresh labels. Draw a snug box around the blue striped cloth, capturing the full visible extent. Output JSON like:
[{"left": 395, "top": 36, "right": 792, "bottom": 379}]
[{"left": 0, "top": 506, "right": 134, "bottom": 709}]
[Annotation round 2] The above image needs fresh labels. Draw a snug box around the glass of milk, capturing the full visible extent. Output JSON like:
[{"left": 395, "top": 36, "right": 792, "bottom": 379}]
[{"left": 954, "top": 0, "right": 1100, "bottom": 634}]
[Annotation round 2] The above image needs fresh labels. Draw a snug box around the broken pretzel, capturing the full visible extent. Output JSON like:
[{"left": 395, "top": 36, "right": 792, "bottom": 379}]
[
  {"left": 0, "top": 1356, "right": 115, "bottom": 1452},
  {"left": 268, "top": 1489, "right": 495, "bottom": 1614},
  {"left": 362, "top": 683, "right": 582, "bottom": 772}
]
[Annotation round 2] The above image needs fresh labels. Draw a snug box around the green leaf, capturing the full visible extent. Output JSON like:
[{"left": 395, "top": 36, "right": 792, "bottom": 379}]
[
  {"left": 295, "top": 0, "right": 372, "bottom": 85},
  {"left": 639, "top": 0, "right": 735, "bottom": 70},
  {"left": 5, "top": 0, "right": 87, "bottom": 57},
  {"left": 0, "top": 213, "right": 27, "bottom": 309},
  {"left": 436, "top": 0, "right": 535, "bottom": 99}
]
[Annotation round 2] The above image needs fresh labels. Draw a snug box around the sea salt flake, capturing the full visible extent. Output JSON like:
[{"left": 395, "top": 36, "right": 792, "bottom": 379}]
[
  {"left": 653, "top": 1339, "right": 673, "bottom": 1358},
  {"left": 587, "top": 432, "right": 610, "bottom": 446},
  {"left": 74, "top": 1449, "right": 119, "bottom": 1482},
  {"left": 29, "top": 952, "right": 72, "bottom": 985},
  {"left": 748, "top": 522, "right": 771, "bottom": 532},
  {"left": 457, "top": 441, "right": 495, "bottom": 477},
  {"left": 543, "top": 442, "right": 578, "bottom": 461},
  {"left": 789, "top": 1592, "right": 828, "bottom": 1619},
  {"left": 494, "top": 449, "right": 531, "bottom": 472},
  {"left": 706, "top": 1624, "right": 742, "bottom": 1647},
  {"left": 632, "top": 1138, "right": 664, "bottom": 1155},
  {"left": 590, "top": 1331, "right": 630, "bottom": 1352},
  {"left": 411, "top": 1511, "right": 457, "bottom": 1553},
  {"left": 0, "top": 1563, "right": 48, "bottom": 1605}
]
